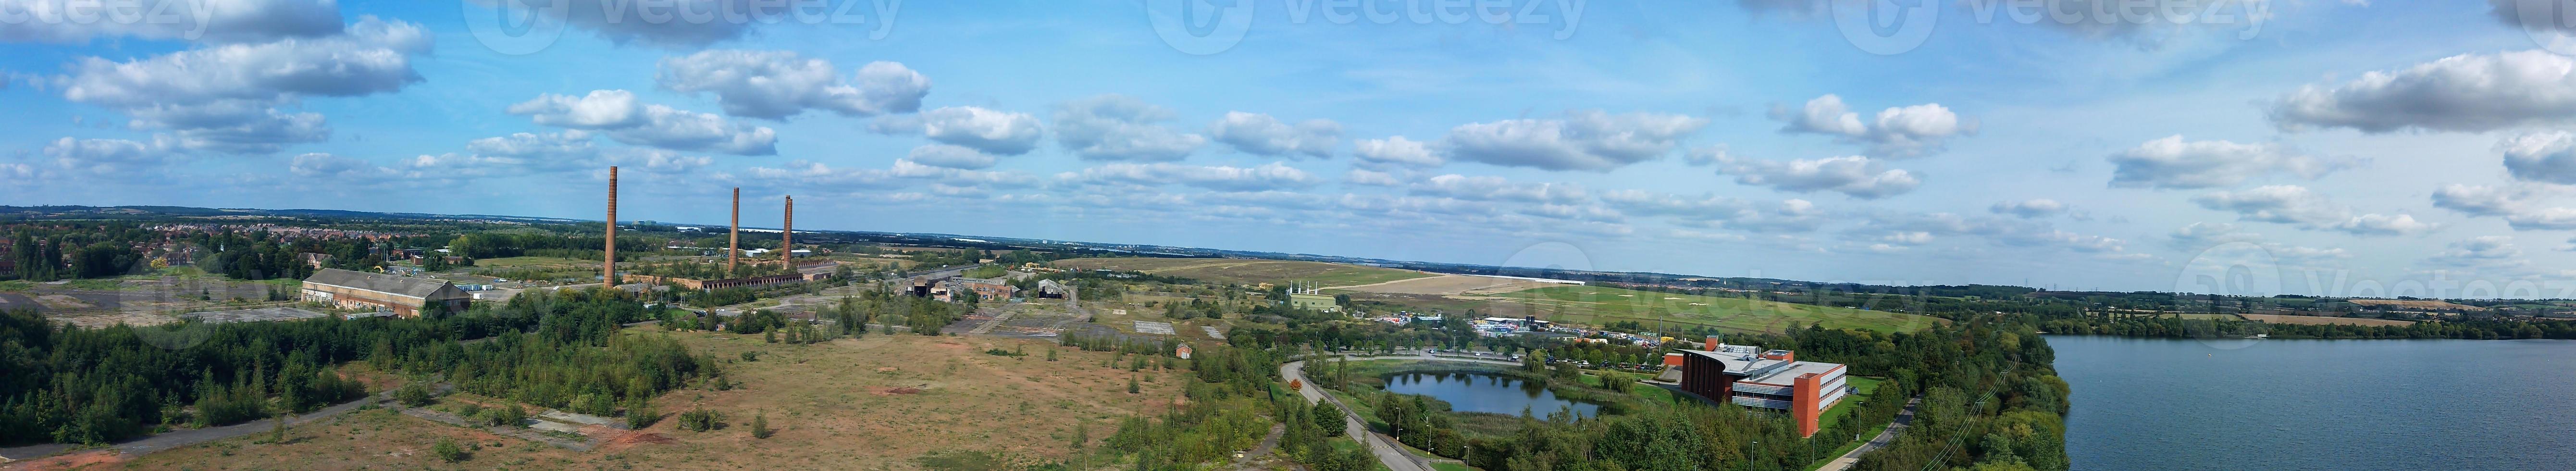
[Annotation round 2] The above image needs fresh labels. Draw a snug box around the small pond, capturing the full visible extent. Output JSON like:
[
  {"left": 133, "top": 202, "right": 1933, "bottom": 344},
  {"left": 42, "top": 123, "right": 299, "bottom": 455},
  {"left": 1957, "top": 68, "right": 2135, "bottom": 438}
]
[{"left": 1381, "top": 371, "right": 1603, "bottom": 418}]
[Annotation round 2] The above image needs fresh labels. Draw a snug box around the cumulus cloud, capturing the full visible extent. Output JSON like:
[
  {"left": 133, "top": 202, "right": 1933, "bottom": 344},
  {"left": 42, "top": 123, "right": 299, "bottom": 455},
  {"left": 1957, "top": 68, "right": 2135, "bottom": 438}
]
[
  {"left": 880, "top": 106, "right": 1047, "bottom": 155},
  {"left": 462, "top": 0, "right": 798, "bottom": 48},
  {"left": 1770, "top": 95, "right": 1973, "bottom": 157},
  {"left": 906, "top": 144, "right": 997, "bottom": 170},
  {"left": 55, "top": 16, "right": 430, "bottom": 153},
  {"left": 2430, "top": 184, "right": 2539, "bottom": 217},
  {"left": 42, "top": 136, "right": 177, "bottom": 175},
  {"left": 508, "top": 90, "right": 778, "bottom": 155},
  {"left": 466, "top": 130, "right": 596, "bottom": 159},
  {"left": 1343, "top": 169, "right": 1403, "bottom": 186},
  {"left": 1409, "top": 174, "right": 1589, "bottom": 204},
  {"left": 1990, "top": 198, "right": 2068, "bottom": 218},
  {"left": 1443, "top": 110, "right": 1708, "bottom": 171},
  {"left": 288, "top": 152, "right": 375, "bottom": 178},
  {"left": 1598, "top": 190, "right": 1827, "bottom": 233},
  {"left": 2270, "top": 50, "right": 2576, "bottom": 133},
  {"left": 2168, "top": 222, "right": 2263, "bottom": 250},
  {"left": 2500, "top": 131, "right": 2576, "bottom": 184},
  {"left": 1708, "top": 155, "right": 1921, "bottom": 199},
  {"left": 2106, "top": 136, "right": 2349, "bottom": 189},
  {"left": 1860, "top": 211, "right": 2131, "bottom": 254},
  {"left": 1053, "top": 94, "right": 1205, "bottom": 161},
  {"left": 1206, "top": 112, "right": 1339, "bottom": 159},
  {"left": 2192, "top": 185, "right": 2437, "bottom": 236},
  {"left": 0, "top": 0, "right": 344, "bottom": 44},
  {"left": 2424, "top": 236, "right": 2525, "bottom": 269},
  {"left": 1352, "top": 136, "right": 1442, "bottom": 169},
  {"left": 1061, "top": 162, "right": 1319, "bottom": 192},
  {"left": 655, "top": 50, "right": 927, "bottom": 120}
]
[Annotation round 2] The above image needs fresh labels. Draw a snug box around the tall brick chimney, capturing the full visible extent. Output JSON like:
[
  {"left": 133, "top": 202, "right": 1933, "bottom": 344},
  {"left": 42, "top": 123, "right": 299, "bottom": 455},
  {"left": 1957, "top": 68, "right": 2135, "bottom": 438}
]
[
  {"left": 604, "top": 166, "right": 618, "bottom": 285},
  {"left": 728, "top": 187, "right": 740, "bottom": 273},
  {"left": 781, "top": 195, "right": 793, "bottom": 266}
]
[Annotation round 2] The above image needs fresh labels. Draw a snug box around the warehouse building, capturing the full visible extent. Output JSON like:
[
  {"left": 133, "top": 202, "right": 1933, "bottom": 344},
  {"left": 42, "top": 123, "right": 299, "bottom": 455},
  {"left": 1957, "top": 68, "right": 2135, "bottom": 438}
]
[
  {"left": 300, "top": 268, "right": 471, "bottom": 318},
  {"left": 1672, "top": 340, "right": 1850, "bottom": 438}
]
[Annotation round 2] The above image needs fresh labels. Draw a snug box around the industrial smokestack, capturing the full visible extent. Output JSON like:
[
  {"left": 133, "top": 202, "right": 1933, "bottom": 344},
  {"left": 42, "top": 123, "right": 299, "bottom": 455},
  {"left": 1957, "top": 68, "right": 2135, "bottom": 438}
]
[
  {"left": 605, "top": 166, "right": 619, "bottom": 285},
  {"left": 729, "top": 187, "right": 740, "bottom": 273},
  {"left": 781, "top": 195, "right": 793, "bottom": 266}
]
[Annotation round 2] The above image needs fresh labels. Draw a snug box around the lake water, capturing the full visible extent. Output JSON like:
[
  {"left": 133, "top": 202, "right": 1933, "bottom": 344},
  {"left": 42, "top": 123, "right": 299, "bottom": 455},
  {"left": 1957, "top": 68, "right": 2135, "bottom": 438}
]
[
  {"left": 1382, "top": 372, "right": 1602, "bottom": 418},
  {"left": 2048, "top": 335, "right": 2576, "bottom": 471}
]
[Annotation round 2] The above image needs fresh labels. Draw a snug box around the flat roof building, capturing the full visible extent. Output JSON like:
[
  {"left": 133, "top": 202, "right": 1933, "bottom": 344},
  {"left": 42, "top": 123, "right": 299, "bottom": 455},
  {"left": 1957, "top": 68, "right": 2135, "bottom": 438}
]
[
  {"left": 300, "top": 268, "right": 470, "bottom": 318},
  {"left": 1674, "top": 340, "right": 1850, "bottom": 437}
]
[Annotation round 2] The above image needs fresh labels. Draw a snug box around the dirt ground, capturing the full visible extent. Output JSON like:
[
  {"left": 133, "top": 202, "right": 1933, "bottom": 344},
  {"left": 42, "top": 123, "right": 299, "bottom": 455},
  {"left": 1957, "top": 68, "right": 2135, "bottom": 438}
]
[
  {"left": 104, "top": 331, "right": 1185, "bottom": 471},
  {"left": 2240, "top": 313, "right": 2416, "bottom": 326}
]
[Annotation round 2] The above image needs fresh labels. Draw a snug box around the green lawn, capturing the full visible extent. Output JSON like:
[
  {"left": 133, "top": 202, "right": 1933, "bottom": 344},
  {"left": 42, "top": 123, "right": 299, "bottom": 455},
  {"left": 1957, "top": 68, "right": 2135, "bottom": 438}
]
[
  {"left": 1479, "top": 285, "right": 1941, "bottom": 334},
  {"left": 468, "top": 256, "right": 593, "bottom": 268},
  {"left": 0, "top": 280, "right": 30, "bottom": 292}
]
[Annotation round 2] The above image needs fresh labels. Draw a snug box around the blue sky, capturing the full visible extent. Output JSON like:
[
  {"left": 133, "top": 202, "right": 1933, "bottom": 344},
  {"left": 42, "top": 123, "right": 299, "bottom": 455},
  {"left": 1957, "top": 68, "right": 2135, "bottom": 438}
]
[{"left": 9, "top": 0, "right": 2576, "bottom": 297}]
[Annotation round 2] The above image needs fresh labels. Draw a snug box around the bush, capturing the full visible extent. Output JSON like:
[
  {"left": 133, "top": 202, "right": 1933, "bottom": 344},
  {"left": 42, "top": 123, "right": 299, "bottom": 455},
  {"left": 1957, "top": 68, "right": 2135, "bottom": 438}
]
[
  {"left": 624, "top": 398, "right": 659, "bottom": 429},
  {"left": 395, "top": 383, "right": 435, "bottom": 407},
  {"left": 750, "top": 412, "right": 772, "bottom": 439},
  {"left": 1311, "top": 405, "right": 1346, "bottom": 436},
  {"left": 678, "top": 408, "right": 723, "bottom": 432},
  {"left": 433, "top": 437, "right": 469, "bottom": 462}
]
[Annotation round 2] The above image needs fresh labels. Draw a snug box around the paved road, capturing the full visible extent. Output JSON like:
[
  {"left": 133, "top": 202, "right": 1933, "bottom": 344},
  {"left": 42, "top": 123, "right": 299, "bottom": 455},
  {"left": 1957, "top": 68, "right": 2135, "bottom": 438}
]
[
  {"left": 1818, "top": 396, "right": 1922, "bottom": 471},
  {"left": 1281, "top": 360, "right": 1431, "bottom": 471}
]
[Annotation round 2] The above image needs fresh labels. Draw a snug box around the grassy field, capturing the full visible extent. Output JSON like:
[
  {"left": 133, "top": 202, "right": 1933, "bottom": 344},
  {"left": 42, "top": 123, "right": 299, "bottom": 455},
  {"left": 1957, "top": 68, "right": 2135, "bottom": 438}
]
[
  {"left": 1053, "top": 257, "right": 1434, "bottom": 287},
  {"left": 119, "top": 331, "right": 1187, "bottom": 470},
  {"left": 2171, "top": 313, "right": 2245, "bottom": 321},
  {"left": 1471, "top": 285, "right": 1940, "bottom": 335},
  {"left": 469, "top": 256, "right": 595, "bottom": 268}
]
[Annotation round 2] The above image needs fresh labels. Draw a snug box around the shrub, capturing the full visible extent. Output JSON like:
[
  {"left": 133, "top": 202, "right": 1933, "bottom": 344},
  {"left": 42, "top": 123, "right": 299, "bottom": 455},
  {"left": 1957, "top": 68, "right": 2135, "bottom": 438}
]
[
  {"left": 624, "top": 398, "right": 659, "bottom": 429},
  {"left": 678, "top": 408, "right": 723, "bottom": 432},
  {"left": 395, "top": 383, "right": 435, "bottom": 407},
  {"left": 750, "top": 412, "right": 772, "bottom": 439},
  {"left": 433, "top": 437, "right": 469, "bottom": 462}
]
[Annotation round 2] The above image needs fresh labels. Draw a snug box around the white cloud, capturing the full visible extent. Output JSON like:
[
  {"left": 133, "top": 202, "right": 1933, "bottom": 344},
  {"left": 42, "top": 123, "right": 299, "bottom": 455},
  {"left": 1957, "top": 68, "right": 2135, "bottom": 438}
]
[
  {"left": 2168, "top": 222, "right": 2264, "bottom": 250},
  {"left": 2193, "top": 185, "right": 2437, "bottom": 236},
  {"left": 465, "top": 130, "right": 596, "bottom": 159},
  {"left": 2270, "top": 50, "right": 2576, "bottom": 133},
  {"left": 1207, "top": 112, "right": 1339, "bottom": 159},
  {"left": 2106, "top": 136, "right": 2349, "bottom": 189},
  {"left": 906, "top": 144, "right": 997, "bottom": 170},
  {"left": 2500, "top": 131, "right": 2576, "bottom": 184},
  {"left": 463, "top": 0, "right": 786, "bottom": 48},
  {"left": 55, "top": 16, "right": 428, "bottom": 153},
  {"left": 1352, "top": 136, "right": 1443, "bottom": 169},
  {"left": 1053, "top": 94, "right": 1205, "bottom": 161},
  {"left": 1061, "top": 162, "right": 1319, "bottom": 192},
  {"left": 0, "top": 0, "right": 344, "bottom": 44},
  {"left": 1343, "top": 169, "right": 1402, "bottom": 186},
  {"left": 655, "top": 50, "right": 929, "bottom": 120},
  {"left": 1682, "top": 145, "right": 1731, "bottom": 166},
  {"left": 508, "top": 89, "right": 779, "bottom": 155},
  {"left": 288, "top": 152, "right": 375, "bottom": 178},
  {"left": 1599, "top": 190, "right": 1827, "bottom": 233},
  {"left": 1709, "top": 154, "right": 1921, "bottom": 199},
  {"left": 1409, "top": 174, "right": 1589, "bottom": 204},
  {"left": 1771, "top": 95, "right": 1973, "bottom": 157},
  {"left": 1443, "top": 110, "right": 1708, "bottom": 171},
  {"left": 2430, "top": 184, "right": 2535, "bottom": 216},
  {"left": 1990, "top": 198, "right": 2068, "bottom": 218},
  {"left": 42, "top": 136, "right": 176, "bottom": 175},
  {"left": 2504, "top": 207, "right": 2576, "bottom": 230},
  {"left": 897, "top": 106, "right": 1045, "bottom": 155},
  {"left": 2423, "top": 236, "right": 2524, "bottom": 269}
]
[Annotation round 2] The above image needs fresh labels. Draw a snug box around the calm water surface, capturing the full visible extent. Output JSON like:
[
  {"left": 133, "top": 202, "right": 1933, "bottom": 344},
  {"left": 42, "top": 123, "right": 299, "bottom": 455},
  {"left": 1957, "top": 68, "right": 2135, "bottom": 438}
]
[
  {"left": 1382, "top": 372, "right": 1602, "bottom": 418},
  {"left": 2048, "top": 335, "right": 2576, "bottom": 471}
]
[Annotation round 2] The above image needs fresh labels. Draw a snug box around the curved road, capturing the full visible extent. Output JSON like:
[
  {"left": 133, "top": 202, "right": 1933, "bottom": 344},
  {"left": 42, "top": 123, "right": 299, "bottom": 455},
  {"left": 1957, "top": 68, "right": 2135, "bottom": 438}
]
[{"left": 1281, "top": 359, "right": 1431, "bottom": 471}]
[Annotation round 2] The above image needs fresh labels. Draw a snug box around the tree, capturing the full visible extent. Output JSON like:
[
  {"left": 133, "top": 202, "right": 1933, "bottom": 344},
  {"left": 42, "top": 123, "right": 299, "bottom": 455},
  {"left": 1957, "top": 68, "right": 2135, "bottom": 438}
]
[
  {"left": 396, "top": 383, "right": 434, "bottom": 407},
  {"left": 624, "top": 397, "right": 659, "bottom": 429},
  {"left": 1311, "top": 404, "right": 1346, "bottom": 436},
  {"left": 750, "top": 411, "right": 773, "bottom": 439},
  {"left": 1127, "top": 376, "right": 1140, "bottom": 394}
]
